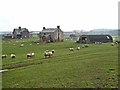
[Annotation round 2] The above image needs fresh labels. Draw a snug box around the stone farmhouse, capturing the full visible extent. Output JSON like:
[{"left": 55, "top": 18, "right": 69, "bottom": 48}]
[
  {"left": 12, "top": 26, "right": 29, "bottom": 39},
  {"left": 39, "top": 26, "right": 63, "bottom": 43}
]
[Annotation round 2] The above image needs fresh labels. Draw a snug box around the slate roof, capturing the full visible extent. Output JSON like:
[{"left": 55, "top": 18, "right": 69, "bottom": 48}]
[
  {"left": 41, "top": 28, "right": 58, "bottom": 33},
  {"left": 13, "top": 28, "right": 29, "bottom": 34},
  {"left": 13, "top": 29, "right": 21, "bottom": 34}
]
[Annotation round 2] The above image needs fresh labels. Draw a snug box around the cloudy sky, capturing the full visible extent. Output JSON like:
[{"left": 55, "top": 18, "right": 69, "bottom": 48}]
[{"left": 0, "top": 0, "right": 119, "bottom": 31}]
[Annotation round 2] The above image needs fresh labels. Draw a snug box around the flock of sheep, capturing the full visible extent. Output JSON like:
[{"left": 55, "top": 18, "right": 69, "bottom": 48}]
[
  {"left": 2, "top": 53, "right": 16, "bottom": 59},
  {"left": 2, "top": 44, "right": 88, "bottom": 59},
  {"left": 2, "top": 50, "right": 55, "bottom": 59},
  {"left": 69, "top": 44, "right": 89, "bottom": 51},
  {"left": 2, "top": 41, "right": 118, "bottom": 60}
]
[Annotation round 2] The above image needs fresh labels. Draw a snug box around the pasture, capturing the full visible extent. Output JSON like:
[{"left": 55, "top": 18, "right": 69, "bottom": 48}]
[{"left": 2, "top": 38, "right": 119, "bottom": 88}]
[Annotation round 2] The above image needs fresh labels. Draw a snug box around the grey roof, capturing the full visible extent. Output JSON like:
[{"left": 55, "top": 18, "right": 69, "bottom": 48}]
[
  {"left": 13, "top": 29, "right": 21, "bottom": 34},
  {"left": 41, "top": 28, "right": 58, "bottom": 33},
  {"left": 80, "top": 34, "right": 113, "bottom": 42},
  {"left": 13, "top": 28, "right": 29, "bottom": 34}
]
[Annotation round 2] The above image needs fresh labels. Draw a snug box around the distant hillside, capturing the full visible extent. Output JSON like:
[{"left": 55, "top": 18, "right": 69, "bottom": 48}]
[
  {"left": 87, "top": 29, "right": 119, "bottom": 36},
  {"left": 63, "top": 29, "right": 119, "bottom": 37}
]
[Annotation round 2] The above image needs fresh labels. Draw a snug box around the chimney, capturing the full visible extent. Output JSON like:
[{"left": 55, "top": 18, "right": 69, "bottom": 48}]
[
  {"left": 43, "top": 27, "right": 45, "bottom": 30},
  {"left": 57, "top": 26, "right": 60, "bottom": 29},
  {"left": 19, "top": 26, "right": 21, "bottom": 30}
]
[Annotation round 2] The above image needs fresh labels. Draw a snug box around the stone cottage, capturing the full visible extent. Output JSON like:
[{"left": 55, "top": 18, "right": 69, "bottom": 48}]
[{"left": 39, "top": 26, "right": 63, "bottom": 43}]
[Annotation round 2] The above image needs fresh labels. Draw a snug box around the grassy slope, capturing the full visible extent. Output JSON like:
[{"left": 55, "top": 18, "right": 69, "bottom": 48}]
[{"left": 2, "top": 39, "right": 118, "bottom": 88}]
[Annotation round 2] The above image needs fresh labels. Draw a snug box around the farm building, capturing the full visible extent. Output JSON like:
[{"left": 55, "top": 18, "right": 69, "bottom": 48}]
[
  {"left": 2, "top": 34, "right": 12, "bottom": 39},
  {"left": 29, "top": 31, "right": 39, "bottom": 38},
  {"left": 12, "top": 26, "right": 29, "bottom": 39},
  {"left": 78, "top": 35, "right": 113, "bottom": 43},
  {"left": 39, "top": 26, "right": 64, "bottom": 43}
]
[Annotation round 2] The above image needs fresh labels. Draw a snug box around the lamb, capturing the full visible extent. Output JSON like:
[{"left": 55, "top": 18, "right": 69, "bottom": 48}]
[
  {"left": 10, "top": 54, "right": 16, "bottom": 59},
  {"left": 2, "top": 54, "right": 7, "bottom": 59},
  {"left": 69, "top": 48, "right": 74, "bottom": 51}
]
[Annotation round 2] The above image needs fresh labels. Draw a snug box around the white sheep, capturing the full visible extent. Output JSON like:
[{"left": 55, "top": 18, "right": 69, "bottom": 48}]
[
  {"left": 27, "top": 52, "right": 35, "bottom": 59},
  {"left": 77, "top": 47, "right": 80, "bottom": 50},
  {"left": 44, "top": 50, "right": 54, "bottom": 58},
  {"left": 10, "top": 54, "right": 16, "bottom": 59},
  {"left": 111, "top": 43, "right": 114, "bottom": 46},
  {"left": 2, "top": 54, "right": 7, "bottom": 59},
  {"left": 20, "top": 44, "right": 24, "bottom": 47},
  {"left": 27, "top": 53, "right": 32, "bottom": 58},
  {"left": 51, "top": 50, "right": 55, "bottom": 53},
  {"left": 69, "top": 48, "right": 74, "bottom": 51},
  {"left": 31, "top": 53, "right": 35, "bottom": 57}
]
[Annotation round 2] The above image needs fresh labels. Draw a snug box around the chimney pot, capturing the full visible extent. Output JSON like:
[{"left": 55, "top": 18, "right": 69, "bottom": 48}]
[
  {"left": 43, "top": 27, "right": 45, "bottom": 29},
  {"left": 57, "top": 26, "right": 60, "bottom": 29},
  {"left": 19, "top": 26, "right": 21, "bottom": 30}
]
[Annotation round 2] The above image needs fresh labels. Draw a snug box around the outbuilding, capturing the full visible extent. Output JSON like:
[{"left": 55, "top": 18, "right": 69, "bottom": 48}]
[{"left": 78, "top": 35, "right": 113, "bottom": 43}]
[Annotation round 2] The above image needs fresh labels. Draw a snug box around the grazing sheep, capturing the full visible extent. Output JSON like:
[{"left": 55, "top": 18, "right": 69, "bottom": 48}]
[
  {"left": 84, "top": 44, "right": 89, "bottom": 47},
  {"left": 31, "top": 53, "right": 35, "bottom": 57},
  {"left": 27, "top": 53, "right": 35, "bottom": 59},
  {"left": 51, "top": 50, "right": 55, "bottom": 53},
  {"left": 115, "top": 42, "right": 118, "bottom": 44},
  {"left": 20, "top": 44, "right": 24, "bottom": 47},
  {"left": 69, "top": 48, "right": 74, "bottom": 51},
  {"left": 111, "top": 43, "right": 114, "bottom": 46},
  {"left": 10, "top": 54, "right": 16, "bottom": 59},
  {"left": 2, "top": 54, "right": 7, "bottom": 59},
  {"left": 27, "top": 53, "right": 32, "bottom": 58},
  {"left": 77, "top": 47, "right": 80, "bottom": 50},
  {"left": 44, "top": 50, "right": 54, "bottom": 58}
]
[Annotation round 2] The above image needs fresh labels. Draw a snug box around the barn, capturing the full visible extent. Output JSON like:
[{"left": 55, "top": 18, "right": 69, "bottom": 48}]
[
  {"left": 78, "top": 35, "right": 113, "bottom": 43},
  {"left": 12, "top": 26, "right": 29, "bottom": 39},
  {"left": 39, "top": 26, "right": 64, "bottom": 43}
]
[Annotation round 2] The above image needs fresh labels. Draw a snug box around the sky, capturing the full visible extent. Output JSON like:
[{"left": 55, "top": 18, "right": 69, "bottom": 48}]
[{"left": 0, "top": 0, "right": 119, "bottom": 32}]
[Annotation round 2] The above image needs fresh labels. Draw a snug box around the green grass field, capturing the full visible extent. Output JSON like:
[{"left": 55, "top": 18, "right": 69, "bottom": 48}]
[{"left": 2, "top": 38, "right": 119, "bottom": 88}]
